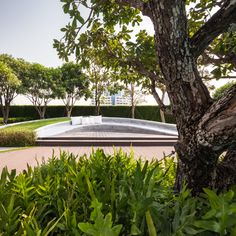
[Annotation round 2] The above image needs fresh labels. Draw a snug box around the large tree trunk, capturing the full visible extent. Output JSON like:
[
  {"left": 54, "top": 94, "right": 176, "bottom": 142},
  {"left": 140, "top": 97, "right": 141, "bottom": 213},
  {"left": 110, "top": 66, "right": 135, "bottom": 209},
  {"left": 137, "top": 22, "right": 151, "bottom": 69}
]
[{"left": 146, "top": 0, "right": 236, "bottom": 195}]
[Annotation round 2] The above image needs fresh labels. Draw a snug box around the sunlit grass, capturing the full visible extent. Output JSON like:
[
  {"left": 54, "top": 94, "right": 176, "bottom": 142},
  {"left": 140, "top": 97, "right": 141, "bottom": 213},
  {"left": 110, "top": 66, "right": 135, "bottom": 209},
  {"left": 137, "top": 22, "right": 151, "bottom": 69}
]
[{"left": 2, "top": 117, "right": 69, "bottom": 131}]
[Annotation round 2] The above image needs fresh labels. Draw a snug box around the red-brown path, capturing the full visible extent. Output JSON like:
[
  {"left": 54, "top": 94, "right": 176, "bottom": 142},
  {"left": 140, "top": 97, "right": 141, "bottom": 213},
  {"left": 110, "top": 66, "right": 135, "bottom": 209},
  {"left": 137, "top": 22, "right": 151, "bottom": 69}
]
[{"left": 0, "top": 146, "right": 175, "bottom": 174}]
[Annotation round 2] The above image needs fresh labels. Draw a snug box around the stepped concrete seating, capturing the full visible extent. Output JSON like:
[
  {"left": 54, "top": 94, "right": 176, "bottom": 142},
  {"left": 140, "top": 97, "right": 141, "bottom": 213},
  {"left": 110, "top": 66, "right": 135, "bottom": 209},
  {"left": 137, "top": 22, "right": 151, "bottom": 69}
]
[
  {"left": 36, "top": 117, "right": 178, "bottom": 138},
  {"left": 36, "top": 117, "right": 178, "bottom": 146}
]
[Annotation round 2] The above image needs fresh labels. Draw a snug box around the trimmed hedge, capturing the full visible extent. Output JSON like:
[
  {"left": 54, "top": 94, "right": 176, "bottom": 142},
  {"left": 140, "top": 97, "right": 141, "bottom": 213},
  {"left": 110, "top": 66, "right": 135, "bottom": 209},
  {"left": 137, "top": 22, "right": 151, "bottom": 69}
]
[
  {"left": 0, "top": 129, "right": 36, "bottom": 147},
  {"left": 7, "top": 105, "right": 175, "bottom": 123},
  {"left": 0, "top": 117, "right": 33, "bottom": 124}
]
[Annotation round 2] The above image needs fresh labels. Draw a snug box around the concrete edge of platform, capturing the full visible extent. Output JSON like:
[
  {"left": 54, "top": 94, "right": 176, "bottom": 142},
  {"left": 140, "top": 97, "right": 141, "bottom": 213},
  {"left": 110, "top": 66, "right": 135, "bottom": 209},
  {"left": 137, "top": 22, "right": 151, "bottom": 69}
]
[{"left": 36, "top": 117, "right": 178, "bottom": 138}]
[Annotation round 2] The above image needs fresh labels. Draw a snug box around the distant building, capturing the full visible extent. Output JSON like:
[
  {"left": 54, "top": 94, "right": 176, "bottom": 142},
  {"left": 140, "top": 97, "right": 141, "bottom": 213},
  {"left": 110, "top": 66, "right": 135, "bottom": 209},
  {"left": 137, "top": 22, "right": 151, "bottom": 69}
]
[{"left": 91, "top": 90, "right": 131, "bottom": 106}]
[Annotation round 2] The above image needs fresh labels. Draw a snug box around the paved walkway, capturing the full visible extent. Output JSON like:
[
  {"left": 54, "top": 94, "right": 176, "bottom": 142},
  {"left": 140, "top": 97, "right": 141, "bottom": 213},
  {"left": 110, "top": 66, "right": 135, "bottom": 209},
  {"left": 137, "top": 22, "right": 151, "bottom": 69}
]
[{"left": 0, "top": 146, "right": 175, "bottom": 174}]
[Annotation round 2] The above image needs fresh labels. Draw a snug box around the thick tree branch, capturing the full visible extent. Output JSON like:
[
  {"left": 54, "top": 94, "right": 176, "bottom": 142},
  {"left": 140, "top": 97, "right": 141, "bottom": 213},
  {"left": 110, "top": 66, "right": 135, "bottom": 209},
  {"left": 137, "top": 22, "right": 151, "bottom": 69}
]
[
  {"left": 215, "top": 146, "right": 236, "bottom": 191},
  {"left": 202, "top": 51, "right": 236, "bottom": 69},
  {"left": 191, "top": 0, "right": 236, "bottom": 58},
  {"left": 127, "top": 58, "right": 163, "bottom": 83},
  {"left": 150, "top": 79, "right": 166, "bottom": 111},
  {"left": 102, "top": 37, "right": 164, "bottom": 85},
  {"left": 196, "top": 84, "right": 236, "bottom": 152}
]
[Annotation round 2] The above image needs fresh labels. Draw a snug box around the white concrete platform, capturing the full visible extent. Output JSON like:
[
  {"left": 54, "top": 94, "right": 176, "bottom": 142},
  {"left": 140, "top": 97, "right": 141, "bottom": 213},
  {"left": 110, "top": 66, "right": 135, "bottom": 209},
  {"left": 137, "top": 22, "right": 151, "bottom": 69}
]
[{"left": 36, "top": 117, "right": 178, "bottom": 138}]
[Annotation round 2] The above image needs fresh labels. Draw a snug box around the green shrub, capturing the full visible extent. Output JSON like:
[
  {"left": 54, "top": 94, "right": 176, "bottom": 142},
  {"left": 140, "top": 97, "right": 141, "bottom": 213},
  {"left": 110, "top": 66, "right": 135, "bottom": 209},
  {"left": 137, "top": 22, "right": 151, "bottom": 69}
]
[
  {"left": 213, "top": 81, "right": 236, "bottom": 100},
  {"left": 0, "top": 117, "right": 33, "bottom": 124},
  {"left": 0, "top": 129, "right": 36, "bottom": 146},
  {"left": 1, "top": 150, "right": 236, "bottom": 235}
]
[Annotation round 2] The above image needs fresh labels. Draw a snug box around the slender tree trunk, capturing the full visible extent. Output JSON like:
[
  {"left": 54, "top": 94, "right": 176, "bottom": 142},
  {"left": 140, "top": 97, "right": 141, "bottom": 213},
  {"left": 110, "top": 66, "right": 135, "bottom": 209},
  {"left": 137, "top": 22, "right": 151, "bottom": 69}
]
[
  {"left": 63, "top": 96, "right": 74, "bottom": 117},
  {"left": 66, "top": 107, "right": 72, "bottom": 117},
  {"left": 38, "top": 107, "right": 46, "bottom": 119},
  {"left": 0, "top": 98, "right": 10, "bottom": 124},
  {"left": 94, "top": 82, "right": 100, "bottom": 115},
  {"left": 150, "top": 80, "right": 167, "bottom": 123},
  {"left": 35, "top": 105, "right": 46, "bottom": 119},
  {"left": 42, "top": 105, "right": 47, "bottom": 119},
  {"left": 152, "top": 90, "right": 166, "bottom": 123},
  {"left": 95, "top": 92, "right": 101, "bottom": 115},
  {"left": 160, "top": 91, "right": 166, "bottom": 123},
  {"left": 96, "top": 99, "right": 101, "bottom": 115},
  {"left": 65, "top": 105, "right": 73, "bottom": 117},
  {"left": 159, "top": 109, "right": 165, "bottom": 123},
  {"left": 130, "top": 83, "right": 135, "bottom": 118},
  {"left": 2, "top": 103, "right": 10, "bottom": 124}
]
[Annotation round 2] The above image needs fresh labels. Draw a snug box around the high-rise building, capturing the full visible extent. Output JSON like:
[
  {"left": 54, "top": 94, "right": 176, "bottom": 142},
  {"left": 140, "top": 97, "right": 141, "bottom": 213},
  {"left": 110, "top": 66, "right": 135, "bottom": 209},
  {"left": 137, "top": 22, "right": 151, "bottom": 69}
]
[{"left": 91, "top": 90, "right": 131, "bottom": 106}]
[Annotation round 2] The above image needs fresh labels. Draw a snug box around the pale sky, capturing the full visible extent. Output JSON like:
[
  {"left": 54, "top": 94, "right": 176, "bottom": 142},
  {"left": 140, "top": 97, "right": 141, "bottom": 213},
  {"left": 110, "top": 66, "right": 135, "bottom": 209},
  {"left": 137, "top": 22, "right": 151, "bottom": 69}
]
[
  {"left": 0, "top": 0, "right": 70, "bottom": 67},
  {"left": 0, "top": 1, "right": 232, "bottom": 105},
  {"left": 0, "top": 0, "right": 154, "bottom": 67}
]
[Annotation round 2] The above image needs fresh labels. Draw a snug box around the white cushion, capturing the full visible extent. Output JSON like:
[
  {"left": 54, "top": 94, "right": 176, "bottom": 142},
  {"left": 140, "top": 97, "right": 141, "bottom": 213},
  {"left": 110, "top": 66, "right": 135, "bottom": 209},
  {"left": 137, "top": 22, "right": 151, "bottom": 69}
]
[
  {"left": 92, "top": 115, "right": 102, "bottom": 124},
  {"left": 71, "top": 116, "right": 82, "bottom": 125},
  {"left": 81, "top": 117, "right": 90, "bottom": 125},
  {"left": 91, "top": 116, "right": 102, "bottom": 124},
  {"left": 88, "top": 117, "right": 95, "bottom": 124}
]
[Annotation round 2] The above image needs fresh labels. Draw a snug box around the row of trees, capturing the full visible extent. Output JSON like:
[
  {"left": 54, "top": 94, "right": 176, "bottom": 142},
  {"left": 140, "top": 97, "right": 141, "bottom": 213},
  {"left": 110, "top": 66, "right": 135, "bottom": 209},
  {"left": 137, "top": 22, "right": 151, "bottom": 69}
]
[
  {"left": 0, "top": 54, "right": 149, "bottom": 124},
  {"left": 0, "top": 54, "right": 90, "bottom": 123},
  {"left": 54, "top": 0, "right": 236, "bottom": 194}
]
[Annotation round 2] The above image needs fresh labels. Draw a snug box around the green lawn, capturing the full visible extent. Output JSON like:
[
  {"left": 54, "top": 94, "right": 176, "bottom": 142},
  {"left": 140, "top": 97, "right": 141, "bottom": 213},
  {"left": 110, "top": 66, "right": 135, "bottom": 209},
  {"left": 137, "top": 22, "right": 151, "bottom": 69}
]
[{"left": 2, "top": 117, "right": 69, "bottom": 131}]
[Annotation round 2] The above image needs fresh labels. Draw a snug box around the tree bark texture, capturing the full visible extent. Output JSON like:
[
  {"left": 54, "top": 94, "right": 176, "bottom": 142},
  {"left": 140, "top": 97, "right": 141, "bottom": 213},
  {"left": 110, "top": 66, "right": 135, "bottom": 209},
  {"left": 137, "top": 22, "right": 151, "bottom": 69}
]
[
  {"left": 133, "top": 0, "right": 236, "bottom": 194},
  {"left": 64, "top": 95, "right": 75, "bottom": 117},
  {"left": 1, "top": 103, "right": 10, "bottom": 124},
  {"left": 66, "top": 106, "right": 72, "bottom": 117},
  {"left": 0, "top": 95, "right": 13, "bottom": 124},
  {"left": 37, "top": 106, "right": 46, "bottom": 119},
  {"left": 160, "top": 91, "right": 166, "bottom": 123},
  {"left": 131, "top": 83, "right": 135, "bottom": 119}
]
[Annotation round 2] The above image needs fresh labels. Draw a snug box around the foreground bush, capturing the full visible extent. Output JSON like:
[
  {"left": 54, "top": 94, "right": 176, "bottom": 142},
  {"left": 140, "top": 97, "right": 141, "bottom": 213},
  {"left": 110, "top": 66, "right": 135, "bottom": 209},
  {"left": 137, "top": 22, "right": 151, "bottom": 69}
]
[
  {"left": 0, "top": 129, "right": 36, "bottom": 146},
  {"left": 0, "top": 150, "right": 236, "bottom": 235}
]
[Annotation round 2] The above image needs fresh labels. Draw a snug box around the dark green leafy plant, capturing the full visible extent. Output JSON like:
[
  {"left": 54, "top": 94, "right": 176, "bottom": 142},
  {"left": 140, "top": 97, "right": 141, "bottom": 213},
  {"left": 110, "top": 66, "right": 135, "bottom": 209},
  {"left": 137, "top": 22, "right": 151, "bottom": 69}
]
[
  {"left": 212, "top": 81, "right": 236, "bottom": 100},
  {"left": 1, "top": 149, "right": 236, "bottom": 235},
  {"left": 194, "top": 189, "right": 236, "bottom": 235},
  {"left": 78, "top": 199, "right": 122, "bottom": 236}
]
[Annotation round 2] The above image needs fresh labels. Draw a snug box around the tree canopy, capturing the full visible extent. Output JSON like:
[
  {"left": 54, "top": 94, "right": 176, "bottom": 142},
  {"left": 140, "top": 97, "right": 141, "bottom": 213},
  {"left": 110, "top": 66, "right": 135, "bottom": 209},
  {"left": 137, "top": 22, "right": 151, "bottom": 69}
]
[
  {"left": 0, "top": 55, "right": 26, "bottom": 123},
  {"left": 55, "top": 0, "right": 236, "bottom": 194},
  {"left": 23, "top": 63, "right": 61, "bottom": 119},
  {"left": 60, "top": 62, "right": 91, "bottom": 117}
]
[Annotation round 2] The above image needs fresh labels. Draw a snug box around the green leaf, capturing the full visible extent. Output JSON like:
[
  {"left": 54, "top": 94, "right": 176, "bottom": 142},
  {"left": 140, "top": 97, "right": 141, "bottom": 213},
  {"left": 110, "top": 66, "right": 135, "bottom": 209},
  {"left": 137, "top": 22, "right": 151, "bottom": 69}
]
[
  {"left": 145, "top": 210, "right": 157, "bottom": 236},
  {"left": 131, "top": 224, "right": 141, "bottom": 235},
  {"left": 203, "top": 188, "right": 221, "bottom": 209},
  {"left": 194, "top": 220, "right": 221, "bottom": 233}
]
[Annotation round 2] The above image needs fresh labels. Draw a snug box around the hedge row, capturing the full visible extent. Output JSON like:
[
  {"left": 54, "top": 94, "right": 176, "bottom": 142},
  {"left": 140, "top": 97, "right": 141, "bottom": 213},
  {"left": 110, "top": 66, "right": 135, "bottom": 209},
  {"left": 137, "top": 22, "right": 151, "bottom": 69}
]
[
  {"left": 0, "top": 117, "right": 34, "bottom": 124},
  {"left": 0, "top": 129, "right": 36, "bottom": 147},
  {"left": 6, "top": 105, "right": 175, "bottom": 123}
]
